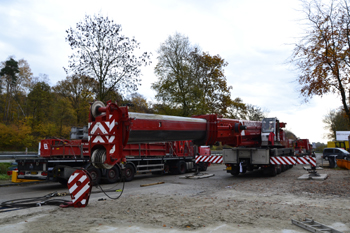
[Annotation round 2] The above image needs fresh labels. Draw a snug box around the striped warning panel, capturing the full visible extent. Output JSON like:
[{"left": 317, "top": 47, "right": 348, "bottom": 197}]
[
  {"left": 269, "top": 156, "right": 316, "bottom": 167},
  {"left": 270, "top": 156, "right": 296, "bottom": 165},
  {"left": 195, "top": 155, "right": 223, "bottom": 164},
  {"left": 67, "top": 169, "right": 92, "bottom": 208},
  {"left": 297, "top": 156, "right": 316, "bottom": 167}
]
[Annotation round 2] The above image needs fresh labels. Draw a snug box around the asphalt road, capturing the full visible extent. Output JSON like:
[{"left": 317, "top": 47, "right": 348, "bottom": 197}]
[{"left": 0, "top": 164, "right": 232, "bottom": 204}]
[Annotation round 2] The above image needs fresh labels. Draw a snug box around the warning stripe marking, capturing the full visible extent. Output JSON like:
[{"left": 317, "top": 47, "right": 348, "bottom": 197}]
[
  {"left": 270, "top": 156, "right": 316, "bottom": 166},
  {"left": 195, "top": 155, "right": 223, "bottom": 164},
  {"left": 68, "top": 171, "right": 91, "bottom": 204}
]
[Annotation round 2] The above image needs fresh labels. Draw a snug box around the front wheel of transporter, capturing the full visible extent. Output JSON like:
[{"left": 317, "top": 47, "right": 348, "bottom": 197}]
[
  {"left": 124, "top": 163, "right": 135, "bottom": 182},
  {"left": 87, "top": 166, "right": 102, "bottom": 185}
]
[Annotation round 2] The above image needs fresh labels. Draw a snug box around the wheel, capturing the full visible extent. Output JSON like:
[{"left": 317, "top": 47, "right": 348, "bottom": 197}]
[
  {"left": 87, "top": 166, "right": 101, "bottom": 185},
  {"left": 265, "top": 165, "right": 277, "bottom": 177},
  {"left": 281, "top": 165, "right": 286, "bottom": 172},
  {"left": 230, "top": 167, "right": 240, "bottom": 176},
  {"left": 57, "top": 178, "right": 67, "bottom": 187},
  {"left": 177, "top": 161, "right": 186, "bottom": 174},
  {"left": 276, "top": 165, "right": 282, "bottom": 174},
  {"left": 163, "top": 163, "right": 170, "bottom": 174},
  {"left": 124, "top": 164, "right": 135, "bottom": 182},
  {"left": 105, "top": 166, "right": 120, "bottom": 184},
  {"left": 329, "top": 156, "right": 336, "bottom": 168},
  {"left": 198, "top": 162, "right": 208, "bottom": 171}
]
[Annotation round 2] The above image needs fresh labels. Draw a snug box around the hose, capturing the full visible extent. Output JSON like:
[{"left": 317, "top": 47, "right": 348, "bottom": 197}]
[{"left": 0, "top": 192, "right": 70, "bottom": 210}]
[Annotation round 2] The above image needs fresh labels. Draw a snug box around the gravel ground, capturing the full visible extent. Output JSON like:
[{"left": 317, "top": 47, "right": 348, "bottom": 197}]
[{"left": 1, "top": 159, "right": 350, "bottom": 232}]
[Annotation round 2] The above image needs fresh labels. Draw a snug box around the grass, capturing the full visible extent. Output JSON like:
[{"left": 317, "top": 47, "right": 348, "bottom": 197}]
[
  {"left": 0, "top": 163, "right": 12, "bottom": 180},
  {"left": 0, "top": 174, "right": 10, "bottom": 180}
]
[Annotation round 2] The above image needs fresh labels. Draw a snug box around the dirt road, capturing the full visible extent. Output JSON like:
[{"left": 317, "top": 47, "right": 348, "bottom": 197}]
[{"left": 1, "top": 161, "right": 350, "bottom": 232}]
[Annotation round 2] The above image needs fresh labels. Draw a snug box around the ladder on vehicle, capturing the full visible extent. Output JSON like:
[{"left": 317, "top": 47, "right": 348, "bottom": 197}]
[{"left": 291, "top": 218, "right": 343, "bottom": 233}]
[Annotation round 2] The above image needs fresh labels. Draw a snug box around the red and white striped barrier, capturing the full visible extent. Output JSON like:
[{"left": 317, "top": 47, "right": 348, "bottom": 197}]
[
  {"left": 270, "top": 156, "right": 316, "bottom": 167},
  {"left": 195, "top": 155, "right": 223, "bottom": 164}
]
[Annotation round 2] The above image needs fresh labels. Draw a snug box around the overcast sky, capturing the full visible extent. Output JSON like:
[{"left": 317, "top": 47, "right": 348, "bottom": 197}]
[{"left": 0, "top": 0, "right": 340, "bottom": 144}]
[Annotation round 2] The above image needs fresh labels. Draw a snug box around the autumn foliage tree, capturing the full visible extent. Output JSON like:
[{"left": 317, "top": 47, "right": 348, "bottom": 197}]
[
  {"left": 323, "top": 107, "right": 350, "bottom": 140},
  {"left": 65, "top": 14, "right": 151, "bottom": 101},
  {"left": 291, "top": 0, "right": 350, "bottom": 124},
  {"left": 152, "top": 33, "right": 241, "bottom": 117},
  {"left": 53, "top": 75, "right": 97, "bottom": 126}
]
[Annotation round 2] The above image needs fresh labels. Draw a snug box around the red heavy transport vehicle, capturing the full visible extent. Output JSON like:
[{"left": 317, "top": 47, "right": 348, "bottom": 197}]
[
  {"left": 16, "top": 136, "right": 211, "bottom": 184},
  {"left": 88, "top": 100, "right": 307, "bottom": 177},
  {"left": 293, "top": 139, "right": 315, "bottom": 157}
]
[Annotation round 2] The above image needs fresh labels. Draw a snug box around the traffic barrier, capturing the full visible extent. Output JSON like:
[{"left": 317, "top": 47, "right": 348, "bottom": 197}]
[
  {"left": 195, "top": 155, "right": 223, "bottom": 164},
  {"left": 270, "top": 156, "right": 316, "bottom": 167}
]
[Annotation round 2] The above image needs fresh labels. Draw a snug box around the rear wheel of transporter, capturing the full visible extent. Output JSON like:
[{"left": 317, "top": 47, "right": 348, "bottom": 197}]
[
  {"left": 177, "top": 161, "right": 187, "bottom": 174},
  {"left": 281, "top": 165, "right": 286, "bottom": 172},
  {"left": 230, "top": 167, "right": 240, "bottom": 176},
  {"left": 276, "top": 165, "right": 282, "bottom": 174},
  {"left": 124, "top": 164, "right": 135, "bottom": 182},
  {"left": 105, "top": 166, "right": 120, "bottom": 184},
  {"left": 267, "top": 165, "right": 277, "bottom": 177},
  {"left": 87, "top": 166, "right": 101, "bottom": 185}
]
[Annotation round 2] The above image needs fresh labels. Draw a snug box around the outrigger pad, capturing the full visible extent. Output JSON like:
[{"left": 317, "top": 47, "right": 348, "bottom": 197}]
[{"left": 61, "top": 169, "right": 92, "bottom": 208}]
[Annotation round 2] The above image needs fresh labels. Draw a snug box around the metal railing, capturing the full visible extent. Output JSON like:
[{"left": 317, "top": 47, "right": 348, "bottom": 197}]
[{"left": 0, "top": 152, "right": 39, "bottom": 160}]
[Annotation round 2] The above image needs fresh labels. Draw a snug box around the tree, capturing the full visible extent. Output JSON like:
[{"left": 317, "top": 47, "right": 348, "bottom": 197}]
[
  {"left": 53, "top": 75, "right": 97, "bottom": 126},
  {"left": 27, "top": 81, "right": 53, "bottom": 132},
  {"left": 0, "top": 57, "right": 20, "bottom": 122},
  {"left": 152, "top": 33, "right": 195, "bottom": 116},
  {"left": 241, "top": 104, "right": 267, "bottom": 121},
  {"left": 284, "top": 130, "right": 298, "bottom": 141},
  {"left": 65, "top": 14, "right": 151, "bottom": 101},
  {"left": 152, "top": 33, "right": 235, "bottom": 116},
  {"left": 290, "top": 0, "right": 350, "bottom": 124},
  {"left": 124, "top": 93, "right": 152, "bottom": 113},
  {"left": 323, "top": 107, "right": 350, "bottom": 140},
  {"left": 189, "top": 51, "right": 233, "bottom": 115}
]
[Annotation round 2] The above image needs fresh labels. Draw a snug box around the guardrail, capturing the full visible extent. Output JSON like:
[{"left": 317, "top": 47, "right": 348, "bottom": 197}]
[
  {"left": 0, "top": 152, "right": 39, "bottom": 160},
  {"left": 211, "top": 150, "right": 223, "bottom": 155}
]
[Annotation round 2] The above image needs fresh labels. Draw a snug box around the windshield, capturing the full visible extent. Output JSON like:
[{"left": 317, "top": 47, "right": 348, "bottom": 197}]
[
  {"left": 337, "top": 148, "right": 350, "bottom": 154},
  {"left": 262, "top": 118, "right": 276, "bottom": 133}
]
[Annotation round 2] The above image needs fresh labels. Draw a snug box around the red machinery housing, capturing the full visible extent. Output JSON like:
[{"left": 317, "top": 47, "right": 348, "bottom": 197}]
[
  {"left": 293, "top": 139, "right": 314, "bottom": 157},
  {"left": 89, "top": 100, "right": 293, "bottom": 178},
  {"left": 89, "top": 100, "right": 260, "bottom": 169}
]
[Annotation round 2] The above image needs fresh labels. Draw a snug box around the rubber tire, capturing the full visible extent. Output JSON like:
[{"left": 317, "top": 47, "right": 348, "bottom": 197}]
[
  {"left": 276, "top": 165, "right": 282, "bottom": 174},
  {"left": 267, "top": 165, "right": 277, "bottom": 177},
  {"left": 281, "top": 165, "right": 286, "bottom": 172},
  {"left": 87, "top": 166, "right": 101, "bottom": 185},
  {"left": 57, "top": 178, "right": 68, "bottom": 187},
  {"left": 124, "top": 164, "right": 135, "bottom": 182},
  {"left": 230, "top": 167, "right": 240, "bottom": 176},
  {"left": 329, "top": 157, "right": 336, "bottom": 168},
  {"left": 105, "top": 166, "right": 120, "bottom": 184},
  {"left": 198, "top": 162, "right": 208, "bottom": 171},
  {"left": 177, "top": 161, "right": 187, "bottom": 174}
]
